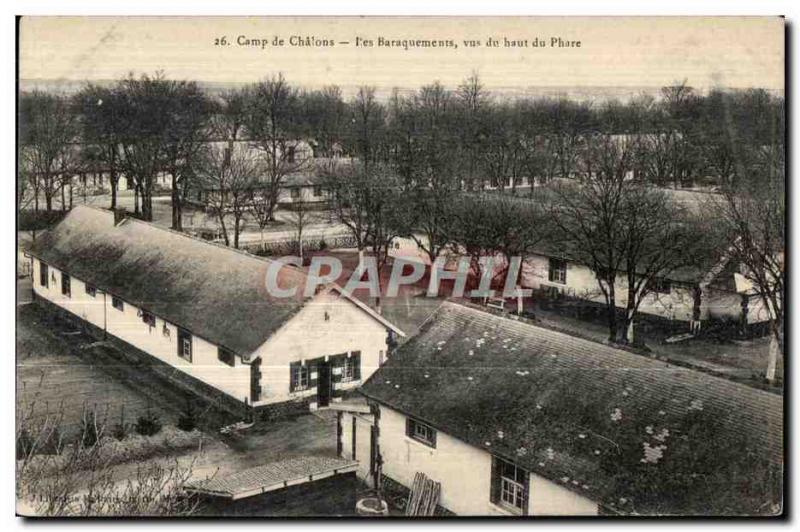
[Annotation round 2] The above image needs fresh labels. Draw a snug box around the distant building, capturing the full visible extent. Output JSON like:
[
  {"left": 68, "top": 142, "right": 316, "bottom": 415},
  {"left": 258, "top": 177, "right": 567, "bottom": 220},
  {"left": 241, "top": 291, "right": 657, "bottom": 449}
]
[
  {"left": 389, "top": 235, "right": 772, "bottom": 335},
  {"left": 24, "top": 206, "right": 404, "bottom": 414},
  {"left": 339, "top": 301, "right": 782, "bottom": 516},
  {"left": 187, "top": 140, "right": 353, "bottom": 209}
]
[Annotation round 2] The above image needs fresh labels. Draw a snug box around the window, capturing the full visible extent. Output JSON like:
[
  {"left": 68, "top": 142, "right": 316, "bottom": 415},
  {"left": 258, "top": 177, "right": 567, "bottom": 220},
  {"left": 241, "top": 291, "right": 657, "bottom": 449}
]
[
  {"left": 177, "top": 328, "right": 192, "bottom": 362},
  {"left": 548, "top": 258, "right": 567, "bottom": 285},
  {"left": 648, "top": 277, "right": 671, "bottom": 295},
  {"left": 406, "top": 418, "right": 437, "bottom": 448},
  {"left": 286, "top": 146, "right": 296, "bottom": 163},
  {"left": 39, "top": 263, "right": 49, "bottom": 288},
  {"left": 112, "top": 296, "right": 124, "bottom": 311},
  {"left": 61, "top": 273, "right": 71, "bottom": 297},
  {"left": 85, "top": 284, "right": 97, "bottom": 298},
  {"left": 491, "top": 456, "right": 529, "bottom": 514},
  {"left": 290, "top": 187, "right": 301, "bottom": 199},
  {"left": 313, "top": 185, "right": 323, "bottom": 197},
  {"left": 218, "top": 347, "right": 236, "bottom": 367},
  {"left": 341, "top": 352, "right": 361, "bottom": 382},
  {"left": 290, "top": 362, "right": 310, "bottom": 392},
  {"left": 141, "top": 310, "right": 156, "bottom": 327}
]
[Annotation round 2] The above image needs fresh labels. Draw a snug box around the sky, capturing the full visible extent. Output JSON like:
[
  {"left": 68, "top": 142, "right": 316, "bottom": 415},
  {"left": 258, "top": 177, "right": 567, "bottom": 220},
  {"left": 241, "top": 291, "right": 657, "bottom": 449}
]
[{"left": 19, "top": 16, "right": 785, "bottom": 95}]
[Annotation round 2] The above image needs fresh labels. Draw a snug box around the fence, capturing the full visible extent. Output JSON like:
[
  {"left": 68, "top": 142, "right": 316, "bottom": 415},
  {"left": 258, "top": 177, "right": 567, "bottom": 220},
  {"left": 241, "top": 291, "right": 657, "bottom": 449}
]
[{"left": 244, "top": 234, "right": 358, "bottom": 257}]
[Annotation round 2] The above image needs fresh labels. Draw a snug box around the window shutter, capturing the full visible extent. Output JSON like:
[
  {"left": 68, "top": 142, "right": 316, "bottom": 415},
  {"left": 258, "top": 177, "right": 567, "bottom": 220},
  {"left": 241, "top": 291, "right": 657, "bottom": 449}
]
[
  {"left": 548, "top": 261, "right": 555, "bottom": 282},
  {"left": 405, "top": 418, "right": 413, "bottom": 438},
  {"left": 352, "top": 351, "right": 361, "bottom": 380},
  {"left": 521, "top": 468, "right": 530, "bottom": 516},
  {"left": 308, "top": 362, "right": 318, "bottom": 388},
  {"left": 331, "top": 354, "right": 345, "bottom": 383},
  {"left": 429, "top": 426, "right": 437, "bottom": 447},
  {"left": 490, "top": 456, "right": 501, "bottom": 504},
  {"left": 289, "top": 361, "right": 299, "bottom": 392}
]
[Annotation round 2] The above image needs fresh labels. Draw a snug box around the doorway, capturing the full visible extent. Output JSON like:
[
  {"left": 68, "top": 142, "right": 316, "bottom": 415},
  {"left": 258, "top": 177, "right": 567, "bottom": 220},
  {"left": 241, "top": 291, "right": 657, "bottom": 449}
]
[{"left": 317, "top": 361, "right": 331, "bottom": 407}]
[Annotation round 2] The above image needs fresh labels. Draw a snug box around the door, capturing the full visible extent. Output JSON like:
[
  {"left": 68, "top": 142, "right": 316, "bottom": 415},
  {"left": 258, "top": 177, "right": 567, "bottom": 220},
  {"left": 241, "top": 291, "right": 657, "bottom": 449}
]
[
  {"left": 250, "top": 358, "right": 262, "bottom": 403},
  {"left": 317, "top": 361, "right": 331, "bottom": 407}
]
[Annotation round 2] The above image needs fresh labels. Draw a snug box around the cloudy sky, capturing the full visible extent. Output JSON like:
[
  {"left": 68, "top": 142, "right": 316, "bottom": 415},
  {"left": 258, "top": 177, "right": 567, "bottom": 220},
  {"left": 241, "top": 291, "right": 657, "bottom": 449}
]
[{"left": 19, "top": 16, "right": 784, "bottom": 93}]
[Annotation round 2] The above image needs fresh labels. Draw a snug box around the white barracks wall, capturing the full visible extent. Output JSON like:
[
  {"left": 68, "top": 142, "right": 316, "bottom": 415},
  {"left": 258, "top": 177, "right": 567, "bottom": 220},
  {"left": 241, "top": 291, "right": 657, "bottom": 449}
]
[
  {"left": 350, "top": 407, "right": 598, "bottom": 516},
  {"left": 31, "top": 258, "right": 251, "bottom": 402},
  {"left": 252, "top": 291, "right": 389, "bottom": 406}
]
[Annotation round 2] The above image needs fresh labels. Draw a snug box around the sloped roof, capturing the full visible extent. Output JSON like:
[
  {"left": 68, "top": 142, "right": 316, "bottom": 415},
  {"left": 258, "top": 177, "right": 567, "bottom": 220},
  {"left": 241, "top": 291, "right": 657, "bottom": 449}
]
[
  {"left": 184, "top": 456, "right": 358, "bottom": 500},
  {"left": 26, "top": 206, "right": 310, "bottom": 356},
  {"left": 361, "top": 302, "right": 783, "bottom": 515}
]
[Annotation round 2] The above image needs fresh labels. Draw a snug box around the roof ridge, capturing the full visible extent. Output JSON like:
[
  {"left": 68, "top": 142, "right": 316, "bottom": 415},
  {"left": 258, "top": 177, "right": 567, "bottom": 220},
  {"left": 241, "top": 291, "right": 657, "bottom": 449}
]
[{"left": 116, "top": 212, "right": 309, "bottom": 280}]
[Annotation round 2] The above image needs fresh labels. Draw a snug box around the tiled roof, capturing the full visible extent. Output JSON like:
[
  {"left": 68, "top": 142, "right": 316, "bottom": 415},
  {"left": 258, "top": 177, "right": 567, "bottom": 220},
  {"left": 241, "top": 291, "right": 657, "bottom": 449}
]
[
  {"left": 185, "top": 456, "right": 358, "bottom": 499},
  {"left": 361, "top": 302, "right": 783, "bottom": 515}
]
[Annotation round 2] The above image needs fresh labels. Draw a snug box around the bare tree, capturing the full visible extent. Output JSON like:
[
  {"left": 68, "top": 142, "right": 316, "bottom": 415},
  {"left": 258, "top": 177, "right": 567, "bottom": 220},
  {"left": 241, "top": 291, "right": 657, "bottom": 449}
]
[
  {"left": 551, "top": 133, "right": 706, "bottom": 344},
  {"left": 73, "top": 84, "right": 124, "bottom": 209},
  {"left": 162, "top": 81, "right": 213, "bottom": 230},
  {"left": 244, "top": 74, "right": 306, "bottom": 228},
  {"left": 448, "top": 193, "right": 548, "bottom": 290},
  {"left": 323, "top": 163, "right": 401, "bottom": 312},
  {"left": 197, "top": 142, "right": 261, "bottom": 248},
  {"left": 287, "top": 197, "right": 315, "bottom": 265},
  {"left": 711, "top": 156, "right": 784, "bottom": 381},
  {"left": 19, "top": 91, "right": 77, "bottom": 212}
]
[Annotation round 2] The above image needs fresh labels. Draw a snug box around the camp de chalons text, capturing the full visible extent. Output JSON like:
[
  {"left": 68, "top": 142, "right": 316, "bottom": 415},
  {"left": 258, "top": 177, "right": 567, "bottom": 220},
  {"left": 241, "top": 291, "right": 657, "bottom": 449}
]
[{"left": 234, "top": 35, "right": 582, "bottom": 50}]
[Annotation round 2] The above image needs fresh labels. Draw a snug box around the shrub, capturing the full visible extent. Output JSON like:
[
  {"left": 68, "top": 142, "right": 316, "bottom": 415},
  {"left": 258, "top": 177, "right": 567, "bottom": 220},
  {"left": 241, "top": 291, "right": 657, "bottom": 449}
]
[
  {"left": 135, "top": 408, "right": 162, "bottom": 437},
  {"left": 176, "top": 399, "right": 197, "bottom": 432},
  {"left": 16, "top": 429, "right": 33, "bottom": 460},
  {"left": 79, "top": 408, "right": 99, "bottom": 447},
  {"left": 112, "top": 406, "right": 128, "bottom": 441}
]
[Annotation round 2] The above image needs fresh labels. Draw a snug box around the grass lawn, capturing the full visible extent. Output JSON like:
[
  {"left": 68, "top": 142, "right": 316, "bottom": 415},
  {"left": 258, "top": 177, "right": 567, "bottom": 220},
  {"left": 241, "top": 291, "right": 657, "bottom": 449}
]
[{"left": 16, "top": 303, "right": 181, "bottom": 435}]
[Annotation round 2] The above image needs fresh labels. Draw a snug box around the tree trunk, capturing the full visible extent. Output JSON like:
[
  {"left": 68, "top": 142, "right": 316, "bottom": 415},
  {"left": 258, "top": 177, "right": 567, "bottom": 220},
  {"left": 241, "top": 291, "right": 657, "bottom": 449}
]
[
  {"left": 134, "top": 184, "right": 140, "bottom": 215},
  {"left": 141, "top": 182, "right": 153, "bottom": 221},
  {"left": 766, "top": 322, "right": 783, "bottom": 382},
  {"left": 233, "top": 215, "right": 241, "bottom": 249},
  {"left": 605, "top": 284, "right": 618, "bottom": 343},
  {"left": 218, "top": 212, "right": 229, "bottom": 246},
  {"left": 60, "top": 179, "right": 66, "bottom": 212},
  {"left": 171, "top": 174, "right": 182, "bottom": 230},
  {"left": 110, "top": 171, "right": 118, "bottom": 210}
]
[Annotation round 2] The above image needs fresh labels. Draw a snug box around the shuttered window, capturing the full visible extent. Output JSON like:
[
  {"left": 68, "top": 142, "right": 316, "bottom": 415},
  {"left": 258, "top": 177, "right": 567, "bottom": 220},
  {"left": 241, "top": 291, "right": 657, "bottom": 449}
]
[
  {"left": 290, "top": 361, "right": 310, "bottom": 392},
  {"left": 141, "top": 310, "right": 156, "bottom": 327},
  {"left": 491, "top": 456, "right": 529, "bottom": 515},
  {"left": 39, "top": 263, "right": 48, "bottom": 288},
  {"left": 177, "top": 328, "right": 192, "bottom": 362},
  {"left": 218, "top": 347, "right": 236, "bottom": 367},
  {"left": 112, "top": 296, "right": 124, "bottom": 311},
  {"left": 85, "top": 284, "right": 97, "bottom": 298},
  {"left": 406, "top": 418, "right": 437, "bottom": 448},
  {"left": 61, "top": 273, "right": 71, "bottom": 297},
  {"left": 342, "top": 352, "right": 361, "bottom": 382},
  {"left": 548, "top": 258, "right": 567, "bottom": 284}
]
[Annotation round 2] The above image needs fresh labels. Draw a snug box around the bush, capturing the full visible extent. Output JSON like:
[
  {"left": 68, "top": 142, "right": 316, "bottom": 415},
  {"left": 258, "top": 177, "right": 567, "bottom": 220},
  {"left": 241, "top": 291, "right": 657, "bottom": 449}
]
[
  {"left": 176, "top": 399, "right": 197, "bottom": 432},
  {"left": 16, "top": 429, "right": 33, "bottom": 459},
  {"left": 112, "top": 406, "right": 128, "bottom": 441},
  {"left": 79, "top": 408, "right": 99, "bottom": 448},
  {"left": 135, "top": 408, "right": 162, "bottom": 437},
  {"left": 18, "top": 210, "right": 67, "bottom": 231}
]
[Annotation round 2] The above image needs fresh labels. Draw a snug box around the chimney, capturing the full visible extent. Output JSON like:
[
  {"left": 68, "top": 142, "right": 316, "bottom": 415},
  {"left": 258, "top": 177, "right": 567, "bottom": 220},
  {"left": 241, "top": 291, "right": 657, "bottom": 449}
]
[{"left": 113, "top": 208, "right": 127, "bottom": 226}]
